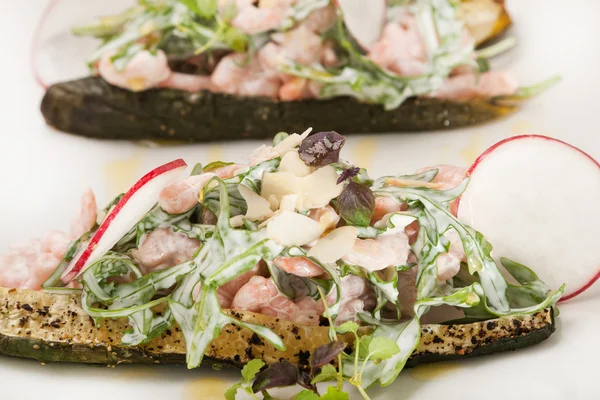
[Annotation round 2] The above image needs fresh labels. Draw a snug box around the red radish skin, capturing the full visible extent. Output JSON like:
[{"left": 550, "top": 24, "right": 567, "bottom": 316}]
[
  {"left": 458, "top": 135, "right": 600, "bottom": 214},
  {"left": 457, "top": 135, "right": 600, "bottom": 302},
  {"left": 466, "top": 135, "right": 600, "bottom": 177},
  {"left": 61, "top": 159, "right": 187, "bottom": 283},
  {"left": 32, "top": 0, "right": 61, "bottom": 89}
]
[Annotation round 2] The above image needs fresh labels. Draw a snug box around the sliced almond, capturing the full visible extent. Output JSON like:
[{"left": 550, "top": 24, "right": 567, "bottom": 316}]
[
  {"left": 307, "top": 226, "right": 358, "bottom": 264},
  {"left": 298, "top": 166, "right": 343, "bottom": 210},
  {"left": 261, "top": 172, "right": 302, "bottom": 210},
  {"left": 279, "top": 150, "right": 314, "bottom": 177},
  {"left": 238, "top": 184, "right": 274, "bottom": 222},
  {"left": 279, "top": 194, "right": 298, "bottom": 211},
  {"left": 267, "top": 210, "right": 324, "bottom": 246},
  {"left": 273, "top": 127, "right": 312, "bottom": 156},
  {"left": 230, "top": 215, "right": 245, "bottom": 228}
]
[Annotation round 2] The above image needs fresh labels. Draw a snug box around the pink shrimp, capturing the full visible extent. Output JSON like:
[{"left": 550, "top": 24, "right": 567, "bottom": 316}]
[
  {"left": 231, "top": 275, "right": 280, "bottom": 312},
  {"left": 415, "top": 165, "right": 467, "bottom": 215},
  {"left": 436, "top": 229, "right": 465, "bottom": 281},
  {"left": 98, "top": 50, "right": 171, "bottom": 92},
  {"left": 217, "top": 263, "right": 267, "bottom": 308},
  {"left": 130, "top": 228, "right": 201, "bottom": 275},
  {"left": 279, "top": 77, "right": 314, "bottom": 101},
  {"left": 159, "top": 172, "right": 216, "bottom": 215},
  {"left": 0, "top": 252, "right": 31, "bottom": 289},
  {"left": 213, "top": 163, "right": 243, "bottom": 179},
  {"left": 371, "top": 196, "right": 406, "bottom": 225},
  {"left": 368, "top": 17, "right": 427, "bottom": 77},
  {"left": 231, "top": 276, "right": 322, "bottom": 325},
  {"left": 321, "top": 40, "right": 340, "bottom": 68},
  {"left": 157, "top": 73, "right": 216, "bottom": 92},
  {"left": 0, "top": 190, "right": 97, "bottom": 290},
  {"left": 302, "top": 4, "right": 337, "bottom": 33},
  {"left": 40, "top": 231, "right": 71, "bottom": 260},
  {"left": 273, "top": 256, "right": 323, "bottom": 277},
  {"left": 308, "top": 205, "right": 340, "bottom": 232},
  {"left": 342, "top": 232, "right": 410, "bottom": 272},
  {"left": 257, "top": 25, "right": 324, "bottom": 86},
  {"left": 70, "top": 188, "right": 97, "bottom": 239},
  {"left": 270, "top": 25, "right": 324, "bottom": 66},
  {"left": 211, "top": 53, "right": 281, "bottom": 97},
  {"left": 0, "top": 236, "right": 66, "bottom": 290},
  {"left": 432, "top": 70, "right": 518, "bottom": 101},
  {"left": 228, "top": 0, "right": 286, "bottom": 35},
  {"left": 326, "top": 274, "right": 376, "bottom": 324}
]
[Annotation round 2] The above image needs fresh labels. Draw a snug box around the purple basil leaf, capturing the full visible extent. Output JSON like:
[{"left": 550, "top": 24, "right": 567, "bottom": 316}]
[
  {"left": 338, "top": 181, "right": 375, "bottom": 227},
  {"left": 252, "top": 361, "right": 299, "bottom": 393},
  {"left": 311, "top": 341, "right": 346, "bottom": 369},
  {"left": 299, "top": 131, "right": 346, "bottom": 166},
  {"left": 298, "top": 370, "right": 318, "bottom": 393},
  {"left": 337, "top": 167, "right": 361, "bottom": 184}
]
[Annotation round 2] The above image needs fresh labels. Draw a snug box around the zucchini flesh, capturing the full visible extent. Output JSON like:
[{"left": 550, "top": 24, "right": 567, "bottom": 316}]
[
  {"left": 40, "top": 77, "right": 515, "bottom": 142},
  {"left": 0, "top": 287, "right": 555, "bottom": 368}
]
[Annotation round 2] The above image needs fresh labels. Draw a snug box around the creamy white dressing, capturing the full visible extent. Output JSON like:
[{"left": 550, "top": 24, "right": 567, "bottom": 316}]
[{"left": 10, "top": 131, "right": 566, "bottom": 390}]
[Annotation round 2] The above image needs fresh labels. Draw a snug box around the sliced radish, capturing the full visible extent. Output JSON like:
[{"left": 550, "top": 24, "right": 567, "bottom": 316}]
[
  {"left": 337, "top": 0, "right": 386, "bottom": 49},
  {"left": 61, "top": 159, "right": 187, "bottom": 283},
  {"left": 457, "top": 135, "right": 600, "bottom": 301}
]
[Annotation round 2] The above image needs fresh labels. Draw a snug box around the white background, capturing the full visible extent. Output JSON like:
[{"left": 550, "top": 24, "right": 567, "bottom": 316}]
[{"left": 1, "top": 1, "right": 599, "bottom": 399}]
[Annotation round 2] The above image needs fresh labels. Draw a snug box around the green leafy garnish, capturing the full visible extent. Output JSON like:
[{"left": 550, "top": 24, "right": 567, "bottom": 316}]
[
  {"left": 225, "top": 359, "right": 266, "bottom": 400},
  {"left": 337, "top": 181, "right": 376, "bottom": 227}
]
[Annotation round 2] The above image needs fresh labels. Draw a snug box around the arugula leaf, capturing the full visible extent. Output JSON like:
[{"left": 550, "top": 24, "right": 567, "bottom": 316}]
[
  {"left": 197, "top": 0, "right": 218, "bottom": 18},
  {"left": 357, "top": 336, "right": 371, "bottom": 359},
  {"left": 273, "top": 131, "right": 289, "bottom": 145},
  {"left": 222, "top": 26, "right": 248, "bottom": 52},
  {"left": 296, "top": 391, "right": 320, "bottom": 400},
  {"left": 180, "top": 0, "right": 217, "bottom": 18},
  {"left": 335, "top": 321, "right": 359, "bottom": 335},
  {"left": 366, "top": 337, "right": 400, "bottom": 362},
  {"left": 320, "top": 386, "right": 350, "bottom": 400},
  {"left": 225, "top": 359, "right": 265, "bottom": 400},
  {"left": 242, "top": 359, "right": 265, "bottom": 383},
  {"left": 311, "top": 364, "right": 338, "bottom": 384},
  {"left": 224, "top": 383, "right": 241, "bottom": 400},
  {"left": 190, "top": 163, "right": 204, "bottom": 176}
]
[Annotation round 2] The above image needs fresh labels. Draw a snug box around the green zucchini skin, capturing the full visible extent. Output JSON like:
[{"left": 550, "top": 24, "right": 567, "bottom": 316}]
[
  {"left": 0, "top": 287, "right": 554, "bottom": 368},
  {"left": 40, "top": 77, "right": 516, "bottom": 142}
]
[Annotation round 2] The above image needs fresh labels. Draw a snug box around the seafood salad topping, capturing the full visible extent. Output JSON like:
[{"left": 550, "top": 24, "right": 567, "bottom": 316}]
[
  {"left": 0, "top": 129, "right": 563, "bottom": 398},
  {"left": 71, "top": 0, "right": 551, "bottom": 109}
]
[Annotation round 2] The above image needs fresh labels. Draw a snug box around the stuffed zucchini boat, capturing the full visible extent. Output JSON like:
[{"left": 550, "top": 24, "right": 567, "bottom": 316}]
[
  {"left": 0, "top": 129, "right": 565, "bottom": 398},
  {"left": 0, "top": 287, "right": 555, "bottom": 367},
  {"left": 40, "top": 0, "right": 554, "bottom": 142}
]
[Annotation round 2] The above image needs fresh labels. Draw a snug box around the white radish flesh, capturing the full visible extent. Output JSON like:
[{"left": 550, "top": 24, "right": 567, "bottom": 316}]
[
  {"left": 457, "top": 135, "right": 600, "bottom": 301},
  {"left": 337, "top": 0, "right": 386, "bottom": 49},
  {"left": 61, "top": 159, "right": 188, "bottom": 283}
]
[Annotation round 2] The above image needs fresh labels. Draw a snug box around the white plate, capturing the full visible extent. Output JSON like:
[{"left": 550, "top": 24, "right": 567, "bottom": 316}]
[{"left": 1, "top": 1, "right": 600, "bottom": 399}]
